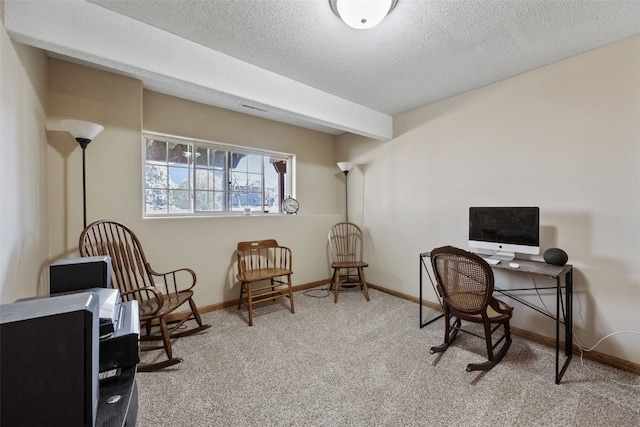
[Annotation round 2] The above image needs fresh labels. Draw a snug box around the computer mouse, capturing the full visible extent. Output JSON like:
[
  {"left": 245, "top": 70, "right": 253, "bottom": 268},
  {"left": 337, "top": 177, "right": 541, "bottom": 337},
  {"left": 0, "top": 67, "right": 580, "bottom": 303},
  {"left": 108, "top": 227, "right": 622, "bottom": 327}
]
[{"left": 509, "top": 262, "right": 520, "bottom": 269}]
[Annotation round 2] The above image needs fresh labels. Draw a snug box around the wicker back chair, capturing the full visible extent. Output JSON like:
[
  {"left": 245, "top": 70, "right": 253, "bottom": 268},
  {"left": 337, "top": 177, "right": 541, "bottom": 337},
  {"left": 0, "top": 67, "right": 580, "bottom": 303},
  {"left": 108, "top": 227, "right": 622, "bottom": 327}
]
[
  {"left": 236, "top": 239, "right": 295, "bottom": 326},
  {"left": 328, "top": 222, "right": 370, "bottom": 303},
  {"left": 429, "top": 245, "right": 513, "bottom": 372},
  {"left": 79, "top": 220, "right": 211, "bottom": 372}
]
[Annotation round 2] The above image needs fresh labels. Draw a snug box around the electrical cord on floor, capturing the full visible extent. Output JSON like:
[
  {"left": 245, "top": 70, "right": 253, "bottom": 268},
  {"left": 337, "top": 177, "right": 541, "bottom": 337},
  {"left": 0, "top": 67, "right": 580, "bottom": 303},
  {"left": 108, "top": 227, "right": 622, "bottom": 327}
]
[
  {"left": 302, "top": 282, "right": 363, "bottom": 298},
  {"left": 303, "top": 288, "right": 330, "bottom": 298},
  {"left": 574, "top": 330, "right": 640, "bottom": 388},
  {"left": 521, "top": 274, "right": 640, "bottom": 388}
]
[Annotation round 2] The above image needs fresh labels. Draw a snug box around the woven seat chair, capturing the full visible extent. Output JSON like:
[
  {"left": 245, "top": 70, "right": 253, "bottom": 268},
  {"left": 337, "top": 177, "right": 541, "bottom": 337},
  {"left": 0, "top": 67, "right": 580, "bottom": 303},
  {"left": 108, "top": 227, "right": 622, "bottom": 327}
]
[
  {"left": 79, "top": 220, "right": 211, "bottom": 372},
  {"left": 429, "top": 245, "right": 513, "bottom": 372},
  {"left": 328, "top": 222, "right": 370, "bottom": 303}
]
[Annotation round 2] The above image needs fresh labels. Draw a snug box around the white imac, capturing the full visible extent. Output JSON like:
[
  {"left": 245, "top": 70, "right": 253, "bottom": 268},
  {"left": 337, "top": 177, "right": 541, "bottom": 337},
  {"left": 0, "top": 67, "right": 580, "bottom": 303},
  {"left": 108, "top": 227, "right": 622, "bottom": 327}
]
[{"left": 468, "top": 207, "right": 540, "bottom": 261}]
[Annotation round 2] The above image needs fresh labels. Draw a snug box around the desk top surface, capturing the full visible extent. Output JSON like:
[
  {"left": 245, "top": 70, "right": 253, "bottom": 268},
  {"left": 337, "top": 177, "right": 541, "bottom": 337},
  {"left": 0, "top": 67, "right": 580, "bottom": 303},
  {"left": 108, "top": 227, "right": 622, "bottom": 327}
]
[{"left": 420, "top": 252, "right": 571, "bottom": 278}]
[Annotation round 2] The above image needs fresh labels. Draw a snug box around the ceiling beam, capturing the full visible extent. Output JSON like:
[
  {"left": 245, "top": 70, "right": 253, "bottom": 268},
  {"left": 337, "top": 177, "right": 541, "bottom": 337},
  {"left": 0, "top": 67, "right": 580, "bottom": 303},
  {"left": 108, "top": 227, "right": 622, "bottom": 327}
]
[{"left": 5, "top": 0, "right": 392, "bottom": 140}]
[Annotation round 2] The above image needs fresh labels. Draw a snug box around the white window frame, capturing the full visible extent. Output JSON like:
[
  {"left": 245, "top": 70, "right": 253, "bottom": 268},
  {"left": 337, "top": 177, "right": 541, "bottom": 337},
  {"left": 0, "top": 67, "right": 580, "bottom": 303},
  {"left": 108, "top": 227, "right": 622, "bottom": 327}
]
[{"left": 143, "top": 132, "right": 295, "bottom": 217}]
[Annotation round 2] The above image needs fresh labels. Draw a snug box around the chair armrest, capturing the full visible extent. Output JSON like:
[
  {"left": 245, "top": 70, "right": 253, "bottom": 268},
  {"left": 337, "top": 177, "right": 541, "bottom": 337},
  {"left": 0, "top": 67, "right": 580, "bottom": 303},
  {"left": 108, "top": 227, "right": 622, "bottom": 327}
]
[
  {"left": 236, "top": 250, "right": 247, "bottom": 276},
  {"left": 121, "top": 285, "right": 164, "bottom": 317},
  {"left": 488, "top": 297, "right": 513, "bottom": 315},
  {"left": 146, "top": 264, "right": 197, "bottom": 294}
]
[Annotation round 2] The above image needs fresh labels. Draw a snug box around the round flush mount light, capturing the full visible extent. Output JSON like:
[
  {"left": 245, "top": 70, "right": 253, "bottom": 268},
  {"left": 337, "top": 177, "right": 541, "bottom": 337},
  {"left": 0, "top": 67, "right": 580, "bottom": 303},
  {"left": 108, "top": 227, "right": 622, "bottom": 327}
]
[{"left": 329, "top": 0, "right": 399, "bottom": 30}]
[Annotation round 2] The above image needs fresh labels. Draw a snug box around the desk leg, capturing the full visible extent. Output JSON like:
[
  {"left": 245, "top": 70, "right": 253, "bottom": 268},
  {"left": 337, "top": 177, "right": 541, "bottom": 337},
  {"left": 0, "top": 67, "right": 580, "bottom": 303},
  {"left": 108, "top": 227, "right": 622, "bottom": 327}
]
[
  {"left": 420, "top": 254, "right": 423, "bottom": 327},
  {"left": 555, "top": 275, "right": 561, "bottom": 383},
  {"left": 419, "top": 254, "right": 444, "bottom": 328},
  {"left": 566, "top": 270, "right": 573, "bottom": 357},
  {"left": 555, "top": 271, "right": 573, "bottom": 384}
]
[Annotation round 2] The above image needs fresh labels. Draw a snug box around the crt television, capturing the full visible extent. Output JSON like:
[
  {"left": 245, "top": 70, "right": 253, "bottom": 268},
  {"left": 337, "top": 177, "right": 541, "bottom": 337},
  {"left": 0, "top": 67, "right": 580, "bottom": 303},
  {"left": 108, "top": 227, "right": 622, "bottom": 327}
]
[
  {"left": 468, "top": 207, "right": 540, "bottom": 260},
  {"left": 0, "top": 292, "right": 99, "bottom": 427},
  {"left": 50, "top": 255, "right": 112, "bottom": 294}
]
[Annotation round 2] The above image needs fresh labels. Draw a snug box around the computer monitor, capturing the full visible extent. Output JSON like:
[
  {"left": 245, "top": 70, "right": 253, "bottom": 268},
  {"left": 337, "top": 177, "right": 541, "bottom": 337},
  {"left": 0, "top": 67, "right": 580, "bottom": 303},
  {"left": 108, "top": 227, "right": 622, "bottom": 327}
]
[{"left": 468, "top": 207, "right": 540, "bottom": 260}]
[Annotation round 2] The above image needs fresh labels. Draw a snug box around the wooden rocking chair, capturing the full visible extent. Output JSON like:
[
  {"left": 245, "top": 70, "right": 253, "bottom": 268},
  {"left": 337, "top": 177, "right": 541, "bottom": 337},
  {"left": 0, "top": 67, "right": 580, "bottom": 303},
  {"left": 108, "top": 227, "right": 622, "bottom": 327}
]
[{"left": 79, "top": 220, "right": 211, "bottom": 372}]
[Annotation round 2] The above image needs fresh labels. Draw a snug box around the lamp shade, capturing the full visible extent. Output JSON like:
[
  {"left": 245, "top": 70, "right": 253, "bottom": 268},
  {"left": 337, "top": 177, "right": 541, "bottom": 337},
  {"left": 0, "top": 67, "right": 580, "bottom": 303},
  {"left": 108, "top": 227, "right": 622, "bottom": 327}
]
[
  {"left": 330, "top": 0, "right": 398, "bottom": 30},
  {"left": 60, "top": 120, "right": 104, "bottom": 141},
  {"left": 337, "top": 162, "right": 354, "bottom": 172}
]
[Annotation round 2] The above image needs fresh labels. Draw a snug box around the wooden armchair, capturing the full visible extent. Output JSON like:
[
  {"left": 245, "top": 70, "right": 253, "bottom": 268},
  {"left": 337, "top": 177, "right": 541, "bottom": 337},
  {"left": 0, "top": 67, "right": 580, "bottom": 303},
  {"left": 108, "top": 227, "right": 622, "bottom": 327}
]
[
  {"left": 79, "top": 220, "right": 211, "bottom": 372},
  {"left": 236, "top": 239, "right": 295, "bottom": 326},
  {"left": 429, "top": 246, "right": 513, "bottom": 372}
]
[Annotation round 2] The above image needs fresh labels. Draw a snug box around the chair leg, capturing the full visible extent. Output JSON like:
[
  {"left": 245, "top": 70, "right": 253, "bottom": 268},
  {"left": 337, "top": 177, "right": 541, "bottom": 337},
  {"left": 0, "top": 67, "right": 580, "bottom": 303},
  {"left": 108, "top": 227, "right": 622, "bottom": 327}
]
[
  {"left": 159, "top": 317, "right": 173, "bottom": 360},
  {"left": 138, "top": 316, "right": 183, "bottom": 372},
  {"left": 466, "top": 322, "right": 512, "bottom": 372},
  {"left": 145, "top": 319, "right": 152, "bottom": 337},
  {"left": 188, "top": 298, "right": 208, "bottom": 327},
  {"left": 430, "top": 314, "right": 460, "bottom": 354},
  {"left": 287, "top": 274, "right": 295, "bottom": 314},
  {"left": 238, "top": 281, "right": 254, "bottom": 325},
  {"left": 484, "top": 321, "right": 495, "bottom": 362},
  {"left": 237, "top": 282, "right": 245, "bottom": 309},
  {"left": 359, "top": 267, "right": 370, "bottom": 301},
  {"left": 334, "top": 269, "right": 340, "bottom": 303},
  {"left": 169, "top": 299, "right": 212, "bottom": 338},
  {"left": 329, "top": 269, "right": 338, "bottom": 292},
  {"left": 247, "top": 283, "right": 254, "bottom": 326}
]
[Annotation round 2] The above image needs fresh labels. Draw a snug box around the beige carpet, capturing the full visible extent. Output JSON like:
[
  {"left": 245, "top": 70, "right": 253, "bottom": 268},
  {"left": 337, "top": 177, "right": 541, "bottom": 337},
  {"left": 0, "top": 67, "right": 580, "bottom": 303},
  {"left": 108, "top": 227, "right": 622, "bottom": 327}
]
[{"left": 136, "top": 287, "right": 640, "bottom": 426}]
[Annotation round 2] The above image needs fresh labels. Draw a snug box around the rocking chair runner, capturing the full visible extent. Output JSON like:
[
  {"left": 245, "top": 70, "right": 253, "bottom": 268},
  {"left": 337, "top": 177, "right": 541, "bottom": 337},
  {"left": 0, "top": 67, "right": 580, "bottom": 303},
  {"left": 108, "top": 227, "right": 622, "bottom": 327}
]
[
  {"left": 79, "top": 220, "right": 211, "bottom": 372},
  {"left": 429, "top": 246, "right": 513, "bottom": 372}
]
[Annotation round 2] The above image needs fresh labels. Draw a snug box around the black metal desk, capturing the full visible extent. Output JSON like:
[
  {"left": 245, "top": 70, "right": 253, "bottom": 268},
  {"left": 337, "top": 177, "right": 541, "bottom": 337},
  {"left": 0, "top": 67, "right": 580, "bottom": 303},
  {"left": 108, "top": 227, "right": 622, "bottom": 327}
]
[
  {"left": 419, "top": 252, "right": 573, "bottom": 384},
  {"left": 419, "top": 253, "right": 445, "bottom": 327}
]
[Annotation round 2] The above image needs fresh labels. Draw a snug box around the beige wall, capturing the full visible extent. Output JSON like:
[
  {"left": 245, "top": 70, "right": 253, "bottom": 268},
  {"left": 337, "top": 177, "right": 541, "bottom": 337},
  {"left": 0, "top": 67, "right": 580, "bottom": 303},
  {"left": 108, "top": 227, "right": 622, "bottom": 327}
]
[
  {"left": 46, "top": 60, "right": 343, "bottom": 308},
  {"left": 0, "top": 5, "right": 49, "bottom": 303},
  {"left": 3, "top": 0, "right": 638, "bottom": 365},
  {"left": 47, "top": 59, "right": 144, "bottom": 257},
  {"left": 339, "top": 35, "right": 640, "bottom": 364}
]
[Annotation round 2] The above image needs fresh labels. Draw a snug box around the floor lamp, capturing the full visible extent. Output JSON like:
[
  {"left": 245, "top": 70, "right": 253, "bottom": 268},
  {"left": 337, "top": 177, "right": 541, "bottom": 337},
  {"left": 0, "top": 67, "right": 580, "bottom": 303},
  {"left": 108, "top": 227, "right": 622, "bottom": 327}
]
[
  {"left": 336, "top": 162, "right": 355, "bottom": 288},
  {"left": 337, "top": 162, "right": 353, "bottom": 222},
  {"left": 61, "top": 119, "right": 104, "bottom": 229}
]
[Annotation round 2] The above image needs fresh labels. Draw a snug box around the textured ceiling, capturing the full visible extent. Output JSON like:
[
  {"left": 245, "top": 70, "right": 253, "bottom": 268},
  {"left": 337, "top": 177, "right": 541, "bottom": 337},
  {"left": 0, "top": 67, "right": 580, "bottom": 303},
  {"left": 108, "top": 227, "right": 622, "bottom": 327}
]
[
  {"left": 88, "top": 0, "right": 640, "bottom": 115},
  {"left": 6, "top": 0, "right": 640, "bottom": 137}
]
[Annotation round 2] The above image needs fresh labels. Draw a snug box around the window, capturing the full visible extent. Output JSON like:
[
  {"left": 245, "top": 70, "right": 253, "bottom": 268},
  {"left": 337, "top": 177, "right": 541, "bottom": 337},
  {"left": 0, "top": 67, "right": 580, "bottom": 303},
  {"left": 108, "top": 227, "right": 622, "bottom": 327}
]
[{"left": 144, "top": 133, "right": 293, "bottom": 216}]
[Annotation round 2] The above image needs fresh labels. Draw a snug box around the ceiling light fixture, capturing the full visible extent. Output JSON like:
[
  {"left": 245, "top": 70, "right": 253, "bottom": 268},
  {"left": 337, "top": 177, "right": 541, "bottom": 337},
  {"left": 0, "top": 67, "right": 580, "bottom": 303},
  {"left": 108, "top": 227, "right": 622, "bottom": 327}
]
[{"left": 329, "top": 0, "right": 398, "bottom": 30}]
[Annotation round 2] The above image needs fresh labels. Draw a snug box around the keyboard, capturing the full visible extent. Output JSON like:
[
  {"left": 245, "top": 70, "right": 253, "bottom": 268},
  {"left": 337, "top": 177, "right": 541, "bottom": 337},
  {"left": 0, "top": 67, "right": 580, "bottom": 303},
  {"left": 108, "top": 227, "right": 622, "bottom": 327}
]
[{"left": 482, "top": 257, "right": 501, "bottom": 265}]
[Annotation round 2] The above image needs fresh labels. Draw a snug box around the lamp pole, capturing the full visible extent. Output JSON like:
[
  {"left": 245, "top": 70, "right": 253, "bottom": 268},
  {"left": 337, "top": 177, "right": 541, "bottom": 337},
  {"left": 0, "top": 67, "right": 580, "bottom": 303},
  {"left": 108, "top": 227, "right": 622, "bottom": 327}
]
[
  {"left": 60, "top": 120, "right": 104, "bottom": 230},
  {"left": 336, "top": 162, "right": 355, "bottom": 287},
  {"left": 343, "top": 169, "right": 349, "bottom": 222},
  {"left": 77, "top": 138, "right": 91, "bottom": 229},
  {"left": 336, "top": 162, "right": 353, "bottom": 223}
]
